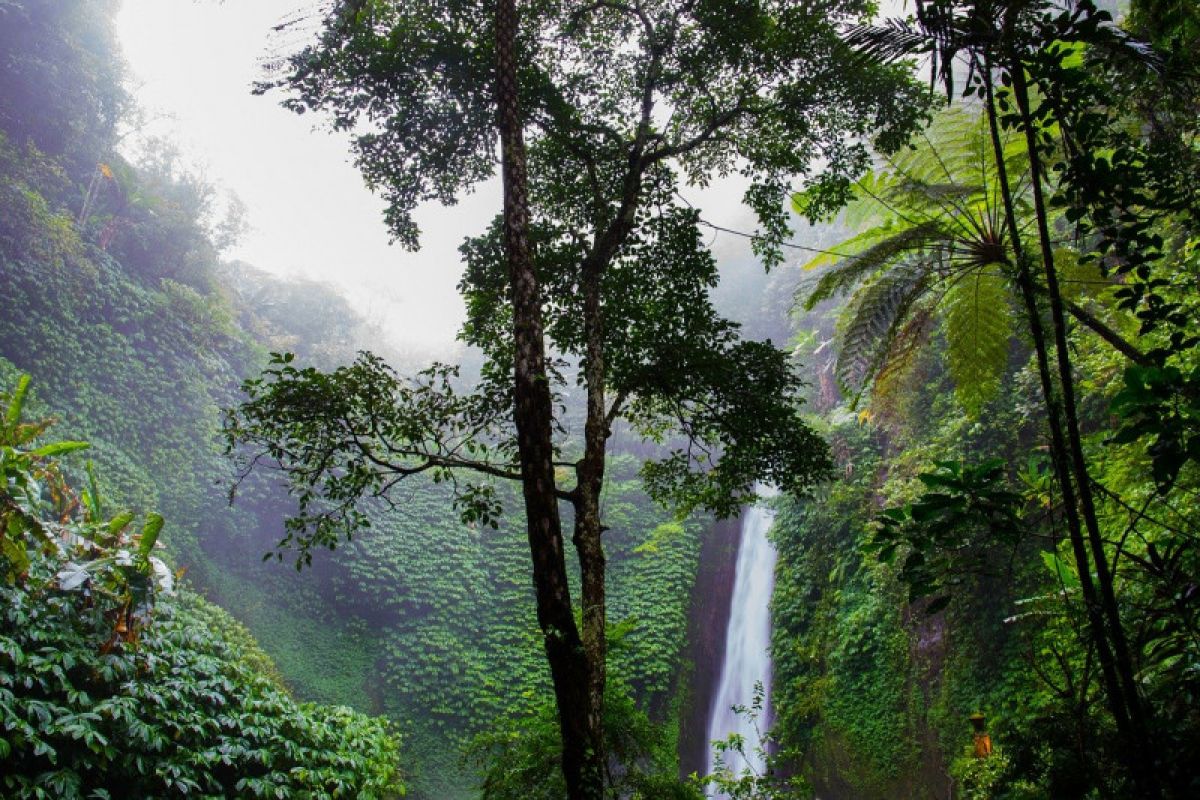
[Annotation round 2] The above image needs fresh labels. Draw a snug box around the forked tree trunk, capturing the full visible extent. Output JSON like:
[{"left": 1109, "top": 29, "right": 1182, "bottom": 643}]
[{"left": 493, "top": 0, "right": 604, "bottom": 796}]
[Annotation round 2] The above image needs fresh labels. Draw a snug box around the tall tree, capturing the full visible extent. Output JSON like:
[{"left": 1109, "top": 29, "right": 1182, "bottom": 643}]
[
  {"left": 492, "top": 0, "right": 600, "bottom": 792},
  {"left": 229, "top": 1, "right": 923, "bottom": 794}
]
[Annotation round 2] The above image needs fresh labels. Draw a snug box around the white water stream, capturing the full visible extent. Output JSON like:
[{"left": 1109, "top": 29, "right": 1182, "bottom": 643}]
[{"left": 705, "top": 489, "right": 778, "bottom": 797}]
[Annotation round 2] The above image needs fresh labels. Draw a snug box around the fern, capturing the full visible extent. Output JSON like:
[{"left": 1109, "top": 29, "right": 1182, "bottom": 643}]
[
  {"left": 870, "top": 306, "right": 936, "bottom": 415},
  {"left": 942, "top": 270, "right": 1014, "bottom": 417},
  {"left": 836, "top": 265, "right": 929, "bottom": 403},
  {"left": 891, "top": 108, "right": 1011, "bottom": 187},
  {"left": 796, "top": 222, "right": 892, "bottom": 273},
  {"left": 799, "top": 107, "right": 1032, "bottom": 413},
  {"left": 802, "top": 221, "right": 944, "bottom": 309}
]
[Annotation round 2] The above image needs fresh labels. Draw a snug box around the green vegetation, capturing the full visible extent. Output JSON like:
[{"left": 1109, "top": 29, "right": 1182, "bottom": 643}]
[
  {"left": 0, "top": 379, "right": 404, "bottom": 799},
  {"left": 767, "top": 2, "right": 1200, "bottom": 796},
  {"left": 239, "top": 1, "right": 924, "bottom": 793},
  {"left": 3, "top": 0, "right": 1200, "bottom": 798},
  {"left": 0, "top": 2, "right": 711, "bottom": 796}
]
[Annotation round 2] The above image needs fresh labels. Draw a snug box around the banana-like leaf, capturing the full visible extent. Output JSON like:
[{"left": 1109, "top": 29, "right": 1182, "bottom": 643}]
[
  {"left": 83, "top": 460, "right": 103, "bottom": 520},
  {"left": 107, "top": 511, "right": 135, "bottom": 536},
  {"left": 4, "top": 374, "right": 30, "bottom": 433},
  {"left": 31, "top": 441, "right": 90, "bottom": 458},
  {"left": 138, "top": 513, "right": 164, "bottom": 560}
]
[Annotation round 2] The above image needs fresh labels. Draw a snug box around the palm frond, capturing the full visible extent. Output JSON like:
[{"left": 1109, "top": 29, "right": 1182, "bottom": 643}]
[
  {"left": 1081, "top": 14, "right": 1164, "bottom": 75},
  {"left": 843, "top": 19, "right": 932, "bottom": 64}
]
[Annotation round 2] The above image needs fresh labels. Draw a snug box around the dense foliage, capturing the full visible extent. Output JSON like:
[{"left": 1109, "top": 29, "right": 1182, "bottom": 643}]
[
  {"left": 5, "top": 0, "right": 1200, "bottom": 798},
  {"left": 0, "top": 2, "right": 713, "bottom": 796},
  {"left": 235, "top": 0, "right": 925, "bottom": 792},
  {"left": 0, "top": 379, "right": 404, "bottom": 799},
  {"left": 765, "top": 1, "right": 1200, "bottom": 795}
]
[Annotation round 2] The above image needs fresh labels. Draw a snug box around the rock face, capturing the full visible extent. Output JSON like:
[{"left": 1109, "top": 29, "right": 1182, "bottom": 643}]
[{"left": 678, "top": 517, "right": 743, "bottom": 778}]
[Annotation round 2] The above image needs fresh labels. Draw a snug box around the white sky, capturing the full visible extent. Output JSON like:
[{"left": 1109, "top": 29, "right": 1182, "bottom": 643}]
[
  {"left": 114, "top": 0, "right": 759, "bottom": 355},
  {"left": 116, "top": 0, "right": 496, "bottom": 355}
]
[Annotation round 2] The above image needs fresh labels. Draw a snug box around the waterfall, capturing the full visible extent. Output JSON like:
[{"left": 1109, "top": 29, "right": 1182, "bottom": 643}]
[{"left": 705, "top": 488, "right": 778, "bottom": 797}]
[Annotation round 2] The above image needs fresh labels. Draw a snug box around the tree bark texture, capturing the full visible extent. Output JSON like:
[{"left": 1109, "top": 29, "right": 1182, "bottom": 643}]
[
  {"left": 493, "top": 0, "right": 604, "bottom": 796},
  {"left": 574, "top": 248, "right": 609, "bottom": 778}
]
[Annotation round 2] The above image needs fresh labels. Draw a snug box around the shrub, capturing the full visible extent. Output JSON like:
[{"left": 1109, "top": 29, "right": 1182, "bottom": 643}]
[{"left": 0, "top": 376, "right": 405, "bottom": 799}]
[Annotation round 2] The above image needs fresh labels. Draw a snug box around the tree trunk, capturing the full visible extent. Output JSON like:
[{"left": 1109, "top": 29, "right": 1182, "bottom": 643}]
[
  {"left": 1062, "top": 299, "right": 1149, "bottom": 366},
  {"left": 574, "top": 249, "right": 609, "bottom": 783},
  {"left": 981, "top": 62, "right": 1131, "bottom": 748},
  {"left": 1008, "top": 63, "right": 1160, "bottom": 797},
  {"left": 493, "top": 0, "right": 604, "bottom": 796}
]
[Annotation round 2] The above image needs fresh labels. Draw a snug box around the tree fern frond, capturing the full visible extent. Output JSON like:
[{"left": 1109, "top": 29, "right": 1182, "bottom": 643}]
[
  {"left": 803, "top": 221, "right": 944, "bottom": 310},
  {"left": 843, "top": 170, "right": 905, "bottom": 229},
  {"left": 835, "top": 265, "right": 929, "bottom": 403},
  {"left": 870, "top": 305, "right": 936, "bottom": 419},
  {"left": 891, "top": 180, "right": 981, "bottom": 203},
  {"left": 943, "top": 270, "right": 1014, "bottom": 418},
  {"left": 792, "top": 171, "right": 894, "bottom": 231},
  {"left": 796, "top": 222, "right": 892, "bottom": 273},
  {"left": 893, "top": 109, "right": 991, "bottom": 184}
]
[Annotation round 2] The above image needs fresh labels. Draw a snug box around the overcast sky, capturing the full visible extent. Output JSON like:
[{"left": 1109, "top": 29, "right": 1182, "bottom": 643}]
[{"left": 114, "top": 1, "right": 763, "bottom": 355}]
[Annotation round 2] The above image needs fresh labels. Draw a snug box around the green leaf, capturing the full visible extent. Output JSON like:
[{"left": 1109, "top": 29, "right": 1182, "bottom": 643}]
[
  {"left": 1041, "top": 550, "right": 1080, "bottom": 590},
  {"left": 107, "top": 512, "right": 135, "bottom": 536},
  {"left": 942, "top": 270, "right": 1013, "bottom": 417},
  {"left": 138, "top": 514, "right": 164, "bottom": 560},
  {"left": 5, "top": 373, "right": 30, "bottom": 432},
  {"left": 836, "top": 266, "right": 928, "bottom": 401},
  {"left": 83, "top": 460, "right": 103, "bottom": 520},
  {"left": 31, "top": 440, "right": 90, "bottom": 458}
]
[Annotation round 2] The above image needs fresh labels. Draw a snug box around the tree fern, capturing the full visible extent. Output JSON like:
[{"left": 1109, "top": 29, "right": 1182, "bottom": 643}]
[
  {"left": 870, "top": 306, "right": 936, "bottom": 418},
  {"left": 836, "top": 265, "right": 929, "bottom": 404},
  {"left": 942, "top": 270, "right": 1014, "bottom": 417},
  {"left": 801, "top": 220, "right": 945, "bottom": 309}
]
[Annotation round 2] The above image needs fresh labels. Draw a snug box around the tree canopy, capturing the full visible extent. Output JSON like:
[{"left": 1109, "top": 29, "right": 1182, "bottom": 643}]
[{"left": 230, "top": 0, "right": 928, "bottom": 795}]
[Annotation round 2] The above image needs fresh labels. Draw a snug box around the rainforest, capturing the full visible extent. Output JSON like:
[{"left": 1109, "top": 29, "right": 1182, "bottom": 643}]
[{"left": 1, "top": 0, "right": 1197, "bottom": 798}]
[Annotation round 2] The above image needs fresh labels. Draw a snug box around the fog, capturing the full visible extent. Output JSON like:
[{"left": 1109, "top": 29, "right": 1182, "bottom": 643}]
[{"left": 116, "top": 0, "right": 772, "bottom": 358}]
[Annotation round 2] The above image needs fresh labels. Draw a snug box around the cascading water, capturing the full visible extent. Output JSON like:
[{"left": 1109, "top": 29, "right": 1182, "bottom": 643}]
[{"left": 705, "top": 488, "right": 778, "bottom": 797}]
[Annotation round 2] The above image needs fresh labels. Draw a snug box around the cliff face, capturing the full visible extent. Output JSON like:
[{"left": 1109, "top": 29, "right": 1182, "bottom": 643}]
[
  {"left": 802, "top": 610, "right": 951, "bottom": 800},
  {"left": 678, "top": 517, "right": 743, "bottom": 778}
]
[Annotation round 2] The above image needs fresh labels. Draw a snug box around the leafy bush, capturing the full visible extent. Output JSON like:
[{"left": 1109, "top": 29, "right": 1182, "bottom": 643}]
[
  {"left": 469, "top": 673, "right": 698, "bottom": 800},
  {"left": 0, "top": 378, "right": 405, "bottom": 799}
]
